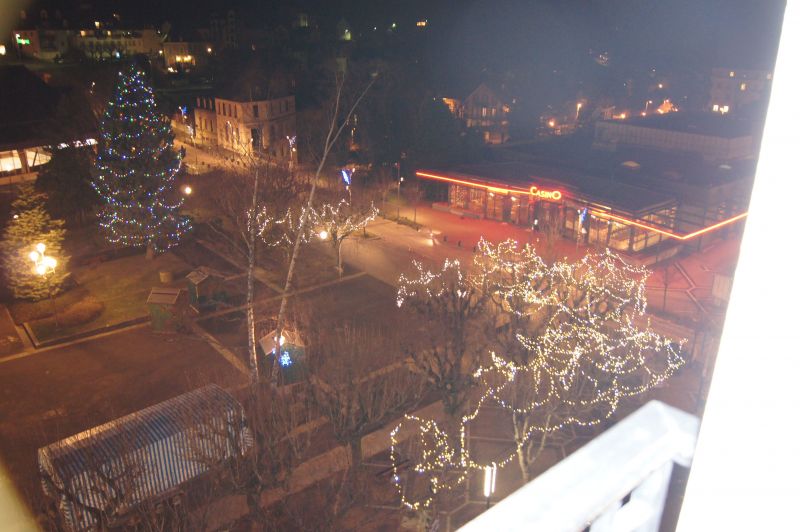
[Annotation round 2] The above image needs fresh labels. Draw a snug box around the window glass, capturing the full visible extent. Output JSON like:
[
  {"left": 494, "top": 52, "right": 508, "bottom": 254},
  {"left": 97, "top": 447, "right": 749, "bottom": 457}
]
[
  {"left": 25, "top": 148, "right": 50, "bottom": 167},
  {"left": 0, "top": 151, "right": 22, "bottom": 173}
]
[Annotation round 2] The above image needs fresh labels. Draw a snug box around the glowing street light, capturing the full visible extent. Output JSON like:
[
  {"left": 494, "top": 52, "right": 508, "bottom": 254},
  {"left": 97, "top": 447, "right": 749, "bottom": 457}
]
[
  {"left": 29, "top": 243, "right": 59, "bottom": 324},
  {"left": 548, "top": 119, "right": 556, "bottom": 128},
  {"left": 483, "top": 463, "right": 498, "bottom": 507},
  {"left": 576, "top": 102, "right": 583, "bottom": 120},
  {"left": 183, "top": 185, "right": 193, "bottom": 195},
  {"left": 319, "top": 229, "right": 329, "bottom": 241}
]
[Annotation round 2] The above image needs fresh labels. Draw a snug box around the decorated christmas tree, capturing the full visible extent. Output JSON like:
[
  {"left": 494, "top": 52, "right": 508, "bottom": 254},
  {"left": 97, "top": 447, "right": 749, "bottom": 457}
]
[
  {"left": 1, "top": 184, "right": 69, "bottom": 300},
  {"left": 93, "top": 64, "right": 190, "bottom": 258}
]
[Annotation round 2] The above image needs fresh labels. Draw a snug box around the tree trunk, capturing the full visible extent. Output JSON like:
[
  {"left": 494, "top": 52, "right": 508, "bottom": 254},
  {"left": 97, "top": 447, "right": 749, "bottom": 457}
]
[
  {"left": 337, "top": 241, "right": 344, "bottom": 277},
  {"left": 516, "top": 445, "right": 530, "bottom": 484},
  {"left": 247, "top": 169, "right": 260, "bottom": 384},
  {"left": 145, "top": 242, "right": 155, "bottom": 260}
]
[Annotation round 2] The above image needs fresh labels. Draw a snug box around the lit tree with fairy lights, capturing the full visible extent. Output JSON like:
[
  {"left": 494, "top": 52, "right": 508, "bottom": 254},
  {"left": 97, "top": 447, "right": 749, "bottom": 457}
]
[
  {"left": 391, "top": 239, "right": 685, "bottom": 512},
  {"left": 93, "top": 65, "right": 190, "bottom": 258}
]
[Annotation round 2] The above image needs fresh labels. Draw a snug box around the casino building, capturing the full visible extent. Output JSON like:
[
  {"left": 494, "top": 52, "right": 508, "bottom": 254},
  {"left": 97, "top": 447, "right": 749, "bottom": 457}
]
[{"left": 417, "top": 161, "right": 749, "bottom": 261}]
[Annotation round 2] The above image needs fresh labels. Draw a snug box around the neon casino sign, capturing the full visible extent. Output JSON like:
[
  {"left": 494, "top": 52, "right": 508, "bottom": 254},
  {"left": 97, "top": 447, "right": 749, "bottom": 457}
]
[{"left": 529, "top": 185, "right": 562, "bottom": 201}]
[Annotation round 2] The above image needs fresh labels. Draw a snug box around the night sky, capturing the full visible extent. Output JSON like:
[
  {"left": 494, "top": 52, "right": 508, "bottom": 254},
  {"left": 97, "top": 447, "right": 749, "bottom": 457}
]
[{"left": 8, "top": 0, "right": 786, "bottom": 75}]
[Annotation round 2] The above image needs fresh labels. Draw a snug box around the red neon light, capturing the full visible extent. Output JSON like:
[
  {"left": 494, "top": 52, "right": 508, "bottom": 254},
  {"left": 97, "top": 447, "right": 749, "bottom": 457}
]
[
  {"left": 592, "top": 210, "right": 748, "bottom": 241},
  {"left": 416, "top": 171, "right": 529, "bottom": 195},
  {"left": 417, "top": 170, "right": 749, "bottom": 241}
]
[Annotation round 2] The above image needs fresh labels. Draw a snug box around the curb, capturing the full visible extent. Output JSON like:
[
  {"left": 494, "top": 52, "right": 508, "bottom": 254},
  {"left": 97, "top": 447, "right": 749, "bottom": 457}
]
[{"left": 23, "top": 315, "right": 150, "bottom": 349}]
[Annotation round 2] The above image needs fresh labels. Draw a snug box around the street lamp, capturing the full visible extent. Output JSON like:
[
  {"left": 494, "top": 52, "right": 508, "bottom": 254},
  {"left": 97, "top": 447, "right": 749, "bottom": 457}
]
[
  {"left": 483, "top": 463, "right": 498, "bottom": 508},
  {"left": 397, "top": 176, "right": 404, "bottom": 219},
  {"left": 318, "top": 229, "right": 329, "bottom": 241},
  {"left": 183, "top": 185, "right": 193, "bottom": 195},
  {"left": 576, "top": 102, "right": 582, "bottom": 120},
  {"left": 29, "top": 243, "right": 59, "bottom": 325}
]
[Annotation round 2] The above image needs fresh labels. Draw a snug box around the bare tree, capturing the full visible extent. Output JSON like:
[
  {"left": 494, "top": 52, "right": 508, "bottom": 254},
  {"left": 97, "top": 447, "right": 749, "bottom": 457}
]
[
  {"left": 397, "top": 259, "right": 491, "bottom": 426},
  {"left": 271, "top": 70, "right": 378, "bottom": 382},
  {"left": 186, "top": 383, "right": 313, "bottom": 530}
]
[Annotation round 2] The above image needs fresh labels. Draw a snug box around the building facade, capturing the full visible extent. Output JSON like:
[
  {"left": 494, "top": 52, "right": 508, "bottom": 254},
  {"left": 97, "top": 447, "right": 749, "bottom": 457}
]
[
  {"left": 440, "top": 83, "right": 512, "bottom": 144},
  {"left": 462, "top": 83, "right": 511, "bottom": 144},
  {"left": 10, "top": 29, "right": 71, "bottom": 61},
  {"left": 709, "top": 68, "right": 772, "bottom": 114},
  {"left": 72, "top": 28, "right": 161, "bottom": 59},
  {"left": 162, "top": 41, "right": 212, "bottom": 71},
  {"left": 194, "top": 94, "right": 296, "bottom": 160},
  {"left": 418, "top": 162, "right": 747, "bottom": 261}
]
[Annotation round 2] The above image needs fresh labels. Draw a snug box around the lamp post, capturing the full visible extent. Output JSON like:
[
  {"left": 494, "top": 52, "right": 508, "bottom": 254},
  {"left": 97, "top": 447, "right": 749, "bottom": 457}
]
[
  {"left": 483, "top": 463, "right": 498, "bottom": 508},
  {"left": 29, "top": 243, "right": 59, "bottom": 327},
  {"left": 396, "top": 176, "right": 404, "bottom": 219}
]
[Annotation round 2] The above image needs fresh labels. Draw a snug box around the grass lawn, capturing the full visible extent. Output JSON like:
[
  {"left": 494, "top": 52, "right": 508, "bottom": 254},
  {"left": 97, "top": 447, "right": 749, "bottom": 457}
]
[{"left": 10, "top": 252, "right": 190, "bottom": 342}]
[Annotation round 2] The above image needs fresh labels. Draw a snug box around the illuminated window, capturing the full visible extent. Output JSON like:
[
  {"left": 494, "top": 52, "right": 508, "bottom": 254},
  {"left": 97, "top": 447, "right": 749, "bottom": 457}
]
[
  {"left": 0, "top": 151, "right": 22, "bottom": 173},
  {"left": 25, "top": 148, "right": 50, "bottom": 167},
  {"left": 712, "top": 104, "right": 719, "bottom": 112},
  {"left": 0, "top": 45, "right": 5, "bottom": 55},
  {"left": 740, "top": 82, "right": 747, "bottom": 91},
  {"left": 729, "top": 71, "right": 735, "bottom": 77}
]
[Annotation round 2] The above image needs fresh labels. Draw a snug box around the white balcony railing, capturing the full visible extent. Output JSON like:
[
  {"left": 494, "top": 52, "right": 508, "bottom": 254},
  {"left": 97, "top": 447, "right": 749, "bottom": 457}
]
[{"left": 459, "top": 401, "right": 699, "bottom": 532}]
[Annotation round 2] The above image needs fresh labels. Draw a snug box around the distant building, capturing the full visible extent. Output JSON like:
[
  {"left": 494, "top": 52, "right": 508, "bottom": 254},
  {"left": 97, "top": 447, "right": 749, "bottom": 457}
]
[
  {"left": 73, "top": 27, "right": 162, "bottom": 60},
  {"left": 210, "top": 10, "right": 238, "bottom": 50},
  {"left": 10, "top": 25, "right": 163, "bottom": 62},
  {"left": 194, "top": 92, "right": 296, "bottom": 160},
  {"left": 441, "top": 82, "right": 512, "bottom": 144},
  {"left": 162, "top": 41, "right": 213, "bottom": 71},
  {"left": 593, "top": 113, "right": 756, "bottom": 162},
  {"left": 9, "top": 29, "right": 71, "bottom": 61},
  {"left": 709, "top": 68, "right": 772, "bottom": 114}
]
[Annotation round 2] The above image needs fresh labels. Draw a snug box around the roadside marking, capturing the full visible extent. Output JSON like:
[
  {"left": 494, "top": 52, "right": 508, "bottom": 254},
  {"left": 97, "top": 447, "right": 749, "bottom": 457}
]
[
  {"left": 189, "top": 322, "right": 250, "bottom": 376},
  {"left": 0, "top": 323, "right": 149, "bottom": 365}
]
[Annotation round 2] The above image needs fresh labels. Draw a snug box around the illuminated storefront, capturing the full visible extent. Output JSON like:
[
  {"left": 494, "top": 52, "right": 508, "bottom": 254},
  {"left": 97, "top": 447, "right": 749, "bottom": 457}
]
[{"left": 419, "top": 162, "right": 746, "bottom": 256}]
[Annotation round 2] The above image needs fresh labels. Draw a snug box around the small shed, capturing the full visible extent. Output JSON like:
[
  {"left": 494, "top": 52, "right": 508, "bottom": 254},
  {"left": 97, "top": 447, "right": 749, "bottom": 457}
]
[
  {"left": 259, "top": 329, "right": 307, "bottom": 384},
  {"left": 186, "top": 266, "right": 228, "bottom": 312},
  {"left": 146, "top": 287, "right": 186, "bottom": 332},
  {"left": 38, "top": 385, "right": 252, "bottom": 531}
]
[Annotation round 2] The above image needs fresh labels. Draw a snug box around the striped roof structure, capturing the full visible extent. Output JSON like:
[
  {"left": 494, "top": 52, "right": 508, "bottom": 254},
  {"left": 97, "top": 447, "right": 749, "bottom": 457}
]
[{"left": 38, "top": 384, "right": 251, "bottom": 531}]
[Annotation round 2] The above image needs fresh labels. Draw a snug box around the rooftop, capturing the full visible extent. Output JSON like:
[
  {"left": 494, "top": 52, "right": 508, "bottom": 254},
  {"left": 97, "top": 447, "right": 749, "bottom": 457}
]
[
  {"left": 0, "top": 66, "right": 63, "bottom": 150},
  {"left": 423, "top": 161, "right": 676, "bottom": 215},
  {"left": 599, "top": 113, "right": 755, "bottom": 138},
  {"left": 501, "top": 133, "right": 756, "bottom": 188}
]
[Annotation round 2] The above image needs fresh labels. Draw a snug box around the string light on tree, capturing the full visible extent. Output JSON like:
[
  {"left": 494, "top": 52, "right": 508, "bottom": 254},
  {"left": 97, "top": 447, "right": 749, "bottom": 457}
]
[
  {"left": 92, "top": 64, "right": 190, "bottom": 257},
  {"left": 390, "top": 239, "right": 686, "bottom": 510}
]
